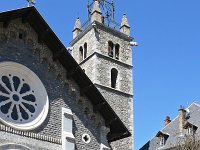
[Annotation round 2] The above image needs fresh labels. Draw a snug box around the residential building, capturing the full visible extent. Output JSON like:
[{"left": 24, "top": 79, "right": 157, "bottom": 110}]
[{"left": 140, "top": 103, "right": 200, "bottom": 150}]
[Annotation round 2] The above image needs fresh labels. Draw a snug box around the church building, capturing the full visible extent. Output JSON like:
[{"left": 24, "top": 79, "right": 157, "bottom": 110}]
[{"left": 0, "top": 0, "right": 135, "bottom": 149}]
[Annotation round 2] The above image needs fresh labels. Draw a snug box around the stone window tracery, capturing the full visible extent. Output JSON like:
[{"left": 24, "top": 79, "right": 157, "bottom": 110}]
[
  {"left": 0, "top": 62, "right": 49, "bottom": 130},
  {"left": 0, "top": 75, "right": 36, "bottom": 121}
]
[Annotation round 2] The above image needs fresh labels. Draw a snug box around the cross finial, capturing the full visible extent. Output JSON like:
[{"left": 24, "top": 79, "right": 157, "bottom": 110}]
[{"left": 26, "top": 0, "right": 36, "bottom": 7}]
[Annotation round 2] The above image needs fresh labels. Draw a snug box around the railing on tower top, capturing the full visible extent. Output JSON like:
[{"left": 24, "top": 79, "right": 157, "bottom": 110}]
[{"left": 81, "top": 17, "right": 120, "bottom": 31}]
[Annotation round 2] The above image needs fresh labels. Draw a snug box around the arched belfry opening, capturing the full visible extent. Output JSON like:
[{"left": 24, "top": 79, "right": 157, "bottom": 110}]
[
  {"left": 115, "top": 44, "right": 120, "bottom": 59},
  {"left": 108, "top": 41, "right": 120, "bottom": 60},
  {"left": 111, "top": 68, "right": 118, "bottom": 88},
  {"left": 108, "top": 41, "right": 114, "bottom": 57},
  {"left": 84, "top": 43, "right": 87, "bottom": 59},
  {"left": 79, "top": 46, "right": 83, "bottom": 61}
]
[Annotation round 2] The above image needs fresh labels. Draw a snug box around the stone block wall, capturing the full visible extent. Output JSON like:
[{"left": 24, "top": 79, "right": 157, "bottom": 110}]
[
  {"left": 97, "top": 29, "right": 132, "bottom": 66},
  {"left": 72, "top": 28, "right": 97, "bottom": 64},
  {"left": 95, "top": 55, "right": 133, "bottom": 94},
  {"left": 97, "top": 87, "right": 133, "bottom": 150}
]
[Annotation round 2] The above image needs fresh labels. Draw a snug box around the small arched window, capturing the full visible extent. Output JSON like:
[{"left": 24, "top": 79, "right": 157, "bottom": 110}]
[
  {"left": 115, "top": 44, "right": 120, "bottom": 60},
  {"left": 111, "top": 68, "right": 118, "bottom": 88},
  {"left": 108, "top": 41, "right": 114, "bottom": 57},
  {"left": 79, "top": 46, "right": 83, "bottom": 61},
  {"left": 84, "top": 43, "right": 87, "bottom": 59}
]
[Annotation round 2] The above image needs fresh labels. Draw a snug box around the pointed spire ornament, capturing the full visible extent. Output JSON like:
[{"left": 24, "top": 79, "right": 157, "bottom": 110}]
[
  {"left": 92, "top": 0, "right": 101, "bottom": 14},
  {"left": 120, "top": 14, "right": 131, "bottom": 36},
  {"left": 91, "top": 0, "right": 102, "bottom": 23},
  {"left": 74, "top": 18, "right": 82, "bottom": 30},
  {"left": 121, "top": 14, "right": 130, "bottom": 28},
  {"left": 26, "top": 0, "right": 36, "bottom": 7},
  {"left": 73, "top": 18, "right": 82, "bottom": 39}
]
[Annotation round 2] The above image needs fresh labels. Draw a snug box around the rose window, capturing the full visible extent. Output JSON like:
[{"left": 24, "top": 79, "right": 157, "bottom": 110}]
[
  {"left": 0, "top": 75, "right": 36, "bottom": 121},
  {"left": 0, "top": 62, "right": 49, "bottom": 130}
]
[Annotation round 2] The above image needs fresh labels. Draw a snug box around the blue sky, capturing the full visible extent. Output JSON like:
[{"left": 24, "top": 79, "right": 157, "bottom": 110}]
[{"left": 1, "top": 0, "right": 200, "bottom": 150}]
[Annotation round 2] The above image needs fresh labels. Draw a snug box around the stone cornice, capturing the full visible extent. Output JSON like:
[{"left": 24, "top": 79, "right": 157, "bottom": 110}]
[
  {"left": 70, "top": 21, "right": 133, "bottom": 46},
  {"left": 94, "top": 83, "right": 133, "bottom": 97},
  {"left": 79, "top": 52, "right": 133, "bottom": 68}
]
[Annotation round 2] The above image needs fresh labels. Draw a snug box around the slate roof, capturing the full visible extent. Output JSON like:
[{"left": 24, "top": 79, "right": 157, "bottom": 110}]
[
  {"left": 0, "top": 6, "right": 131, "bottom": 142},
  {"left": 140, "top": 103, "right": 200, "bottom": 150}
]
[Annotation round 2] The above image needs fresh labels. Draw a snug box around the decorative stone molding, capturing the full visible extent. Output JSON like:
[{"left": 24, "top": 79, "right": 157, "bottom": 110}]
[
  {"left": 95, "top": 83, "right": 133, "bottom": 97},
  {"left": 82, "top": 133, "right": 91, "bottom": 144},
  {"left": 79, "top": 52, "right": 133, "bottom": 68},
  {"left": 0, "top": 124, "right": 61, "bottom": 144},
  {"left": 0, "top": 143, "right": 31, "bottom": 150}
]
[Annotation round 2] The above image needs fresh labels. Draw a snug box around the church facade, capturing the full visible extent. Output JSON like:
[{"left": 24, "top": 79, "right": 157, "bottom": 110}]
[{"left": 0, "top": 1, "right": 134, "bottom": 150}]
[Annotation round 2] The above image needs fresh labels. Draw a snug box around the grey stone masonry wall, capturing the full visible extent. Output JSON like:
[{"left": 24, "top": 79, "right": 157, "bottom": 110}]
[
  {"left": 95, "top": 55, "right": 133, "bottom": 94},
  {"left": 0, "top": 18, "right": 109, "bottom": 150},
  {"left": 97, "top": 87, "right": 133, "bottom": 150},
  {"left": 97, "top": 28, "right": 132, "bottom": 66},
  {"left": 79, "top": 55, "right": 96, "bottom": 82},
  {"left": 72, "top": 25, "right": 132, "bottom": 66},
  {"left": 72, "top": 28, "right": 97, "bottom": 64}
]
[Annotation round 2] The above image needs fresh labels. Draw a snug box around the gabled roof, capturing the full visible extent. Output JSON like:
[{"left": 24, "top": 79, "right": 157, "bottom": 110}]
[
  {"left": 140, "top": 103, "right": 200, "bottom": 150},
  {"left": 0, "top": 6, "right": 131, "bottom": 142}
]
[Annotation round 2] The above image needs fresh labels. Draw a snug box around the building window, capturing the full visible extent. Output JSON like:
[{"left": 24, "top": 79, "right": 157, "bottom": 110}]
[
  {"left": 108, "top": 41, "right": 114, "bottom": 57},
  {"left": 62, "top": 108, "right": 75, "bottom": 150},
  {"left": 186, "top": 125, "right": 197, "bottom": 135},
  {"left": 108, "top": 41, "right": 120, "bottom": 60},
  {"left": 79, "top": 43, "right": 88, "bottom": 62},
  {"left": 82, "top": 133, "right": 91, "bottom": 144},
  {"left": 0, "top": 62, "right": 49, "bottom": 130},
  {"left": 115, "top": 44, "right": 120, "bottom": 60},
  {"left": 184, "top": 122, "right": 198, "bottom": 136},
  {"left": 159, "top": 136, "right": 165, "bottom": 146},
  {"left": 84, "top": 43, "right": 87, "bottom": 59},
  {"left": 79, "top": 46, "right": 83, "bottom": 61},
  {"left": 187, "top": 127, "right": 192, "bottom": 135},
  {"left": 111, "top": 68, "right": 118, "bottom": 88},
  {"left": 156, "top": 131, "right": 169, "bottom": 147}
]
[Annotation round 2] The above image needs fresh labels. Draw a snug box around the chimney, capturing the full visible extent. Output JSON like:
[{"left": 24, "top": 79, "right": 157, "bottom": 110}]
[
  {"left": 164, "top": 116, "right": 171, "bottom": 126},
  {"left": 179, "top": 106, "right": 186, "bottom": 135}
]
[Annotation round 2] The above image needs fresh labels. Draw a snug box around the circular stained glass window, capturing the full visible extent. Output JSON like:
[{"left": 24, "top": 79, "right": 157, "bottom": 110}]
[{"left": 0, "top": 62, "right": 49, "bottom": 130}]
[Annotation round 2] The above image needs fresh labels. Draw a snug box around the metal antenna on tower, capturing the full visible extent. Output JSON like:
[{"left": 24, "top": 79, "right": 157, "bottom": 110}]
[
  {"left": 26, "top": 0, "right": 36, "bottom": 7},
  {"left": 87, "top": 0, "right": 118, "bottom": 28}
]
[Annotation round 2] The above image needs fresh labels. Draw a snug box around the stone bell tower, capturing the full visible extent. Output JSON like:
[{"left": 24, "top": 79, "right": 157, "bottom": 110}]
[{"left": 71, "top": 0, "right": 134, "bottom": 149}]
